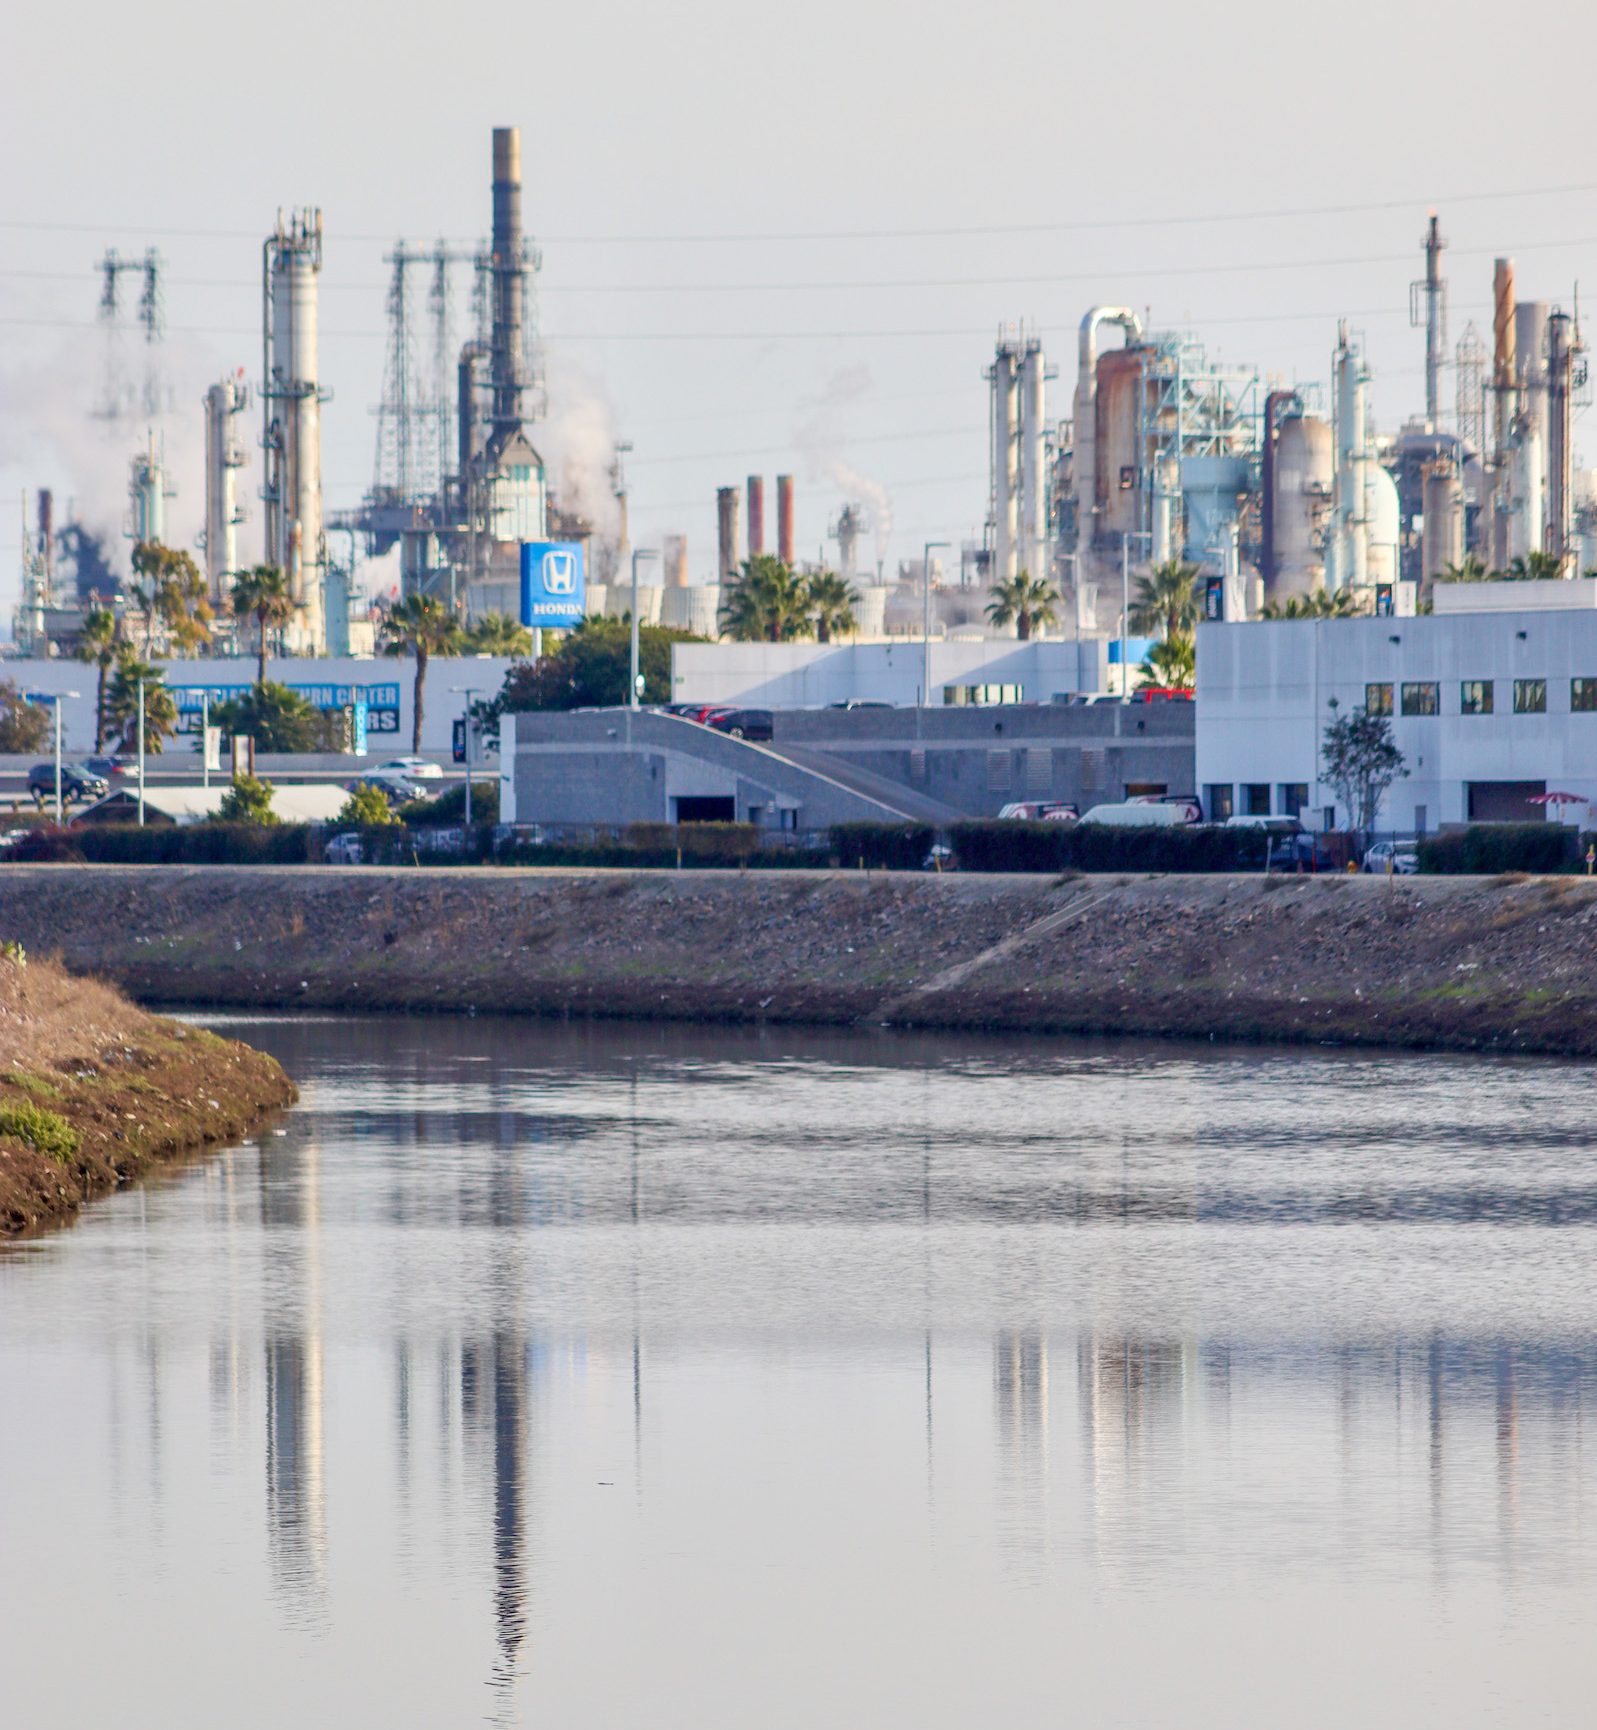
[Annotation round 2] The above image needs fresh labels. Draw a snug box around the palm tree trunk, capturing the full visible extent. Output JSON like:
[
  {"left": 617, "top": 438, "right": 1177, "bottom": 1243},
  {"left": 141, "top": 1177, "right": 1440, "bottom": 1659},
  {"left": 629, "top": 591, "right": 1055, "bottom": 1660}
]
[
  {"left": 817, "top": 621, "right": 830, "bottom": 644},
  {"left": 256, "top": 612, "right": 268, "bottom": 688},
  {"left": 412, "top": 648, "right": 427, "bottom": 753},
  {"left": 1018, "top": 612, "right": 1031, "bottom": 642},
  {"left": 94, "top": 662, "right": 107, "bottom": 752}
]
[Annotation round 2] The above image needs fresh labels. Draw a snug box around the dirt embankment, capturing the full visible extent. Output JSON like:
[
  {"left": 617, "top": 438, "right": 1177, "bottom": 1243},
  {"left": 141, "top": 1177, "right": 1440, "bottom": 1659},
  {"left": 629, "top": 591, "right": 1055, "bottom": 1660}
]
[
  {"left": 0, "top": 949, "right": 296, "bottom": 1235},
  {"left": 4, "top": 863, "right": 1597, "bottom": 1059}
]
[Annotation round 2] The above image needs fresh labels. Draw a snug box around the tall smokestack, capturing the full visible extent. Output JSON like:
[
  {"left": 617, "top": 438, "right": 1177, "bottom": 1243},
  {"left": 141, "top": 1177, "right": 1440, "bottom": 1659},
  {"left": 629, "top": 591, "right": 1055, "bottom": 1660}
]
[
  {"left": 717, "top": 486, "right": 741, "bottom": 581},
  {"left": 663, "top": 533, "right": 689, "bottom": 587},
  {"left": 747, "top": 475, "right": 766, "bottom": 557},
  {"left": 1492, "top": 258, "right": 1516, "bottom": 452},
  {"left": 776, "top": 474, "right": 795, "bottom": 564},
  {"left": 490, "top": 126, "right": 525, "bottom": 442}
]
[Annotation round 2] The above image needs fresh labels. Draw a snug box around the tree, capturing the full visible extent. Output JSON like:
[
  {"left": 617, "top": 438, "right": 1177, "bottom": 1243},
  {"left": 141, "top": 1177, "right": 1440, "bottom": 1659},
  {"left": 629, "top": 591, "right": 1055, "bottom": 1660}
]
[
  {"left": 805, "top": 570, "right": 859, "bottom": 644},
  {"left": 1129, "top": 559, "right": 1201, "bottom": 639},
  {"left": 337, "top": 782, "right": 401, "bottom": 827},
  {"left": 0, "top": 681, "right": 50, "bottom": 754},
  {"left": 464, "top": 612, "right": 534, "bottom": 656},
  {"left": 216, "top": 774, "right": 279, "bottom": 826},
  {"left": 1507, "top": 551, "right": 1565, "bottom": 581},
  {"left": 1260, "top": 588, "right": 1363, "bottom": 620},
  {"left": 105, "top": 659, "right": 177, "bottom": 754},
  {"left": 230, "top": 566, "right": 297, "bottom": 686},
  {"left": 75, "top": 608, "right": 122, "bottom": 751},
  {"left": 1138, "top": 634, "right": 1196, "bottom": 691},
  {"left": 1436, "top": 555, "right": 1494, "bottom": 584},
  {"left": 985, "top": 569, "right": 1059, "bottom": 641},
  {"left": 209, "top": 682, "right": 341, "bottom": 753},
  {"left": 1322, "top": 698, "right": 1408, "bottom": 843},
  {"left": 131, "top": 541, "right": 210, "bottom": 657},
  {"left": 380, "top": 593, "right": 462, "bottom": 753},
  {"left": 718, "top": 555, "right": 814, "bottom": 643},
  {"left": 489, "top": 618, "right": 705, "bottom": 717}
]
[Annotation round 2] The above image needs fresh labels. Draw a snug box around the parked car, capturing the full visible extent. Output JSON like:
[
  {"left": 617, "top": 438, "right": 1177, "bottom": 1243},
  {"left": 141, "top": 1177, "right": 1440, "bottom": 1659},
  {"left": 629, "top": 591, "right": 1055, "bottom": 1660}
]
[
  {"left": 827, "top": 699, "right": 895, "bottom": 710},
  {"left": 323, "top": 832, "right": 365, "bottom": 865},
  {"left": 707, "top": 708, "right": 774, "bottom": 742},
  {"left": 373, "top": 756, "right": 443, "bottom": 780},
  {"left": 345, "top": 773, "right": 421, "bottom": 805},
  {"left": 997, "top": 801, "right": 1079, "bottom": 822},
  {"left": 27, "top": 762, "right": 109, "bottom": 805},
  {"left": 1363, "top": 840, "right": 1419, "bottom": 875},
  {"left": 1129, "top": 793, "right": 1204, "bottom": 822},
  {"left": 82, "top": 755, "right": 134, "bottom": 782},
  {"left": 1080, "top": 800, "right": 1196, "bottom": 828},
  {"left": 1130, "top": 686, "right": 1194, "bottom": 703}
]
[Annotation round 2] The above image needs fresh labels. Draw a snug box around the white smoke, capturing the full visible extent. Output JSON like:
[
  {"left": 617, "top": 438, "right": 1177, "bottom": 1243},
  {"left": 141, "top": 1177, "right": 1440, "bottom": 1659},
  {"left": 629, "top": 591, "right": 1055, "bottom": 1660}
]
[
  {"left": 536, "top": 353, "right": 622, "bottom": 555},
  {"left": 793, "top": 364, "right": 894, "bottom": 569}
]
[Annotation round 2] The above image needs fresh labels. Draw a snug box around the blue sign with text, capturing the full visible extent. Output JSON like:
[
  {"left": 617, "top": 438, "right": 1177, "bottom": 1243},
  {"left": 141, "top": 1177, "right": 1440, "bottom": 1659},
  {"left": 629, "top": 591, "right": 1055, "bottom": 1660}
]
[{"left": 519, "top": 541, "right": 586, "bottom": 628}]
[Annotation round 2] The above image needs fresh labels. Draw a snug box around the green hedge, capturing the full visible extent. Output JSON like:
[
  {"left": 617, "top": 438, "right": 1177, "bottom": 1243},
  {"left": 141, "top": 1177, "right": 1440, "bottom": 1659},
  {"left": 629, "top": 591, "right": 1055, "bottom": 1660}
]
[
  {"left": 73, "top": 823, "right": 320, "bottom": 865},
  {"left": 949, "top": 820, "right": 1268, "bottom": 873},
  {"left": 1417, "top": 824, "right": 1576, "bottom": 875},
  {"left": 402, "top": 780, "right": 501, "bottom": 827},
  {"left": 830, "top": 822, "right": 934, "bottom": 870}
]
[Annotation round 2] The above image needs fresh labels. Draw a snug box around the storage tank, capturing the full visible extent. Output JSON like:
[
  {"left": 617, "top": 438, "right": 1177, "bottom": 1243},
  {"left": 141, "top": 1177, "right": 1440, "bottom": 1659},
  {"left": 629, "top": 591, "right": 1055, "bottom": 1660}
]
[
  {"left": 1421, "top": 457, "right": 1464, "bottom": 582},
  {"left": 1509, "top": 415, "right": 1546, "bottom": 561},
  {"left": 1096, "top": 347, "right": 1142, "bottom": 541},
  {"left": 852, "top": 586, "right": 888, "bottom": 637},
  {"left": 1270, "top": 411, "right": 1333, "bottom": 599},
  {"left": 1367, "top": 466, "right": 1401, "bottom": 588}
]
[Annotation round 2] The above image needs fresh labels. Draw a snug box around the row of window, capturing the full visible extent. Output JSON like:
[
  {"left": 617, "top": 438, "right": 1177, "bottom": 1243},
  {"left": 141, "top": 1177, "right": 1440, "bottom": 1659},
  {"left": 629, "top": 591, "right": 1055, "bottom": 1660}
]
[
  {"left": 1364, "top": 678, "right": 1597, "bottom": 718},
  {"left": 1206, "top": 783, "right": 1308, "bottom": 821}
]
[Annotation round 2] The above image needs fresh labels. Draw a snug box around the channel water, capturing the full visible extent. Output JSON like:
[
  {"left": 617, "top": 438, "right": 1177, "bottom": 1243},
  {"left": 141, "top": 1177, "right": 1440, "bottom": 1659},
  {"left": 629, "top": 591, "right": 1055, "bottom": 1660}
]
[{"left": 2, "top": 1014, "right": 1595, "bottom": 1725}]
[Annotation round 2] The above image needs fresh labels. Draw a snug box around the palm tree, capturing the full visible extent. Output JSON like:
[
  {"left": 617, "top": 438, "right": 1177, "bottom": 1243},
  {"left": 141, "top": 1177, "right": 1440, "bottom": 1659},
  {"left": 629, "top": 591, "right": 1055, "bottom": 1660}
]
[
  {"left": 106, "top": 658, "right": 178, "bottom": 754},
  {"left": 1128, "top": 559, "right": 1201, "bottom": 639},
  {"left": 1507, "top": 550, "right": 1565, "bottom": 581},
  {"left": 805, "top": 570, "right": 858, "bottom": 644},
  {"left": 985, "top": 569, "right": 1059, "bottom": 641},
  {"left": 1139, "top": 634, "right": 1196, "bottom": 691},
  {"left": 1437, "top": 554, "right": 1493, "bottom": 584},
  {"left": 464, "top": 612, "right": 534, "bottom": 656},
  {"left": 75, "top": 608, "right": 121, "bottom": 751},
  {"left": 381, "top": 593, "right": 462, "bottom": 752},
  {"left": 717, "top": 555, "right": 814, "bottom": 643},
  {"left": 1260, "top": 588, "right": 1362, "bottom": 620},
  {"left": 230, "top": 566, "right": 297, "bottom": 686}
]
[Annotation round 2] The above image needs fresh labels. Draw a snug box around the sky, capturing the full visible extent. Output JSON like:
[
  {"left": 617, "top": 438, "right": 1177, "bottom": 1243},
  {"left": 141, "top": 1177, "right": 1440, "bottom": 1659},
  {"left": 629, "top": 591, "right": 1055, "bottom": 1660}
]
[{"left": 3, "top": 0, "right": 1596, "bottom": 620}]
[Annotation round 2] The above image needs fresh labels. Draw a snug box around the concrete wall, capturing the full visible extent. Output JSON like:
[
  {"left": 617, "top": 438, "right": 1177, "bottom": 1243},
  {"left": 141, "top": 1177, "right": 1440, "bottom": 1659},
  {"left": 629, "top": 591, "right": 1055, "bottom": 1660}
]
[
  {"left": 502, "top": 710, "right": 913, "bottom": 831},
  {"left": 1196, "top": 611, "right": 1597, "bottom": 830},
  {"left": 671, "top": 639, "right": 1109, "bottom": 708}
]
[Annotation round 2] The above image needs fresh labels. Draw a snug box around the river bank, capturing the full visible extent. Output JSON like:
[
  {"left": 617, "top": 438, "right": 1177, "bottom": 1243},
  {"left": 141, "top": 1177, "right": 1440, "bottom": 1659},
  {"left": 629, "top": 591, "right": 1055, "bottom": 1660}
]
[
  {"left": 3, "top": 863, "right": 1597, "bottom": 1058},
  {"left": 0, "top": 949, "right": 296, "bottom": 1234}
]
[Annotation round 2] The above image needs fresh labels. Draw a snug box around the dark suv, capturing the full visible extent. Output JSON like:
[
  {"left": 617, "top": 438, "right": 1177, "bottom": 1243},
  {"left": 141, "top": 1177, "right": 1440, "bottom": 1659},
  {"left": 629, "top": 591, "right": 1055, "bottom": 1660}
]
[
  {"left": 27, "top": 762, "right": 110, "bottom": 805},
  {"left": 706, "top": 708, "right": 774, "bottom": 742}
]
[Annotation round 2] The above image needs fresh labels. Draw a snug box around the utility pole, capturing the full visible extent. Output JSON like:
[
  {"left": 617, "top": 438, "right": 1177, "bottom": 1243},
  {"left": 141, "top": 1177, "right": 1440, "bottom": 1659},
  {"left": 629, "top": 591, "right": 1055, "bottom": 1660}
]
[
  {"left": 922, "top": 540, "right": 950, "bottom": 710},
  {"left": 450, "top": 684, "right": 483, "bottom": 828},
  {"left": 137, "top": 677, "right": 146, "bottom": 827},
  {"left": 1411, "top": 212, "right": 1448, "bottom": 429}
]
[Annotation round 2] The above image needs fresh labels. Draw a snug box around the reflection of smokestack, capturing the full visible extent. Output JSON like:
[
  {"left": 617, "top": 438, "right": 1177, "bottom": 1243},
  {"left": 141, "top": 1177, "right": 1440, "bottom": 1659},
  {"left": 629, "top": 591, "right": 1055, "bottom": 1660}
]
[
  {"left": 747, "top": 475, "right": 765, "bottom": 556},
  {"left": 663, "top": 533, "right": 689, "bottom": 587},
  {"left": 717, "top": 486, "right": 741, "bottom": 581},
  {"left": 776, "top": 474, "right": 794, "bottom": 564},
  {"left": 490, "top": 127, "right": 525, "bottom": 442}
]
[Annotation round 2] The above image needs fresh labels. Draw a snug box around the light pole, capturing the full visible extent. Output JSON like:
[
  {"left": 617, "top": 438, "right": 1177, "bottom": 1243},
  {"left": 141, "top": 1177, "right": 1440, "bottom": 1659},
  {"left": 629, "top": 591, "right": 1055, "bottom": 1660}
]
[
  {"left": 137, "top": 677, "right": 146, "bottom": 827},
  {"left": 25, "top": 691, "right": 79, "bottom": 822},
  {"left": 922, "top": 540, "right": 951, "bottom": 710},
  {"left": 630, "top": 547, "right": 659, "bottom": 712},
  {"left": 1119, "top": 530, "right": 1153, "bottom": 701},
  {"left": 450, "top": 684, "right": 483, "bottom": 828}
]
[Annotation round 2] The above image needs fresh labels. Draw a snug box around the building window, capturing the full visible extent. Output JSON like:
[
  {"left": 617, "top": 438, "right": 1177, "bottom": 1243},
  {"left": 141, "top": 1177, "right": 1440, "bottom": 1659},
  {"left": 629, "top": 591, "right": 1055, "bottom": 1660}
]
[
  {"left": 1513, "top": 678, "right": 1547, "bottom": 714},
  {"left": 1242, "top": 783, "right": 1271, "bottom": 816},
  {"left": 1573, "top": 678, "right": 1597, "bottom": 713},
  {"left": 1277, "top": 783, "right": 1308, "bottom": 818},
  {"left": 908, "top": 748, "right": 926, "bottom": 782},
  {"left": 1460, "top": 680, "right": 1494, "bottom": 716},
  {"left": 1365, "top": 682, "right": 1394, "bottom": 716},
  {"left": 1205, "top": 784, "right": 1234, "bottom": 822},
  {"left": 1401, "top": 681, "right": 1440, "bottom": 716}
]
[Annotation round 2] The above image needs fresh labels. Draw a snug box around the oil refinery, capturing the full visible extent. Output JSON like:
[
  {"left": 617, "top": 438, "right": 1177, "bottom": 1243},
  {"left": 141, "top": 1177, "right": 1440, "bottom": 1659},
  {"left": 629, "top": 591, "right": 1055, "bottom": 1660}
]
[{"left": 8, "top": 136, "right": 1593, "bottom": 661}]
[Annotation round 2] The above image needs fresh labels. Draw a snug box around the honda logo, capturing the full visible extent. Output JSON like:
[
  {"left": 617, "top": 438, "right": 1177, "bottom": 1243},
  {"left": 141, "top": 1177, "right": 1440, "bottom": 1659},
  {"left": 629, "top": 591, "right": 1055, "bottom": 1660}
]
[{"left": 542, "top": 549, "right": 576, "bottom": 595}]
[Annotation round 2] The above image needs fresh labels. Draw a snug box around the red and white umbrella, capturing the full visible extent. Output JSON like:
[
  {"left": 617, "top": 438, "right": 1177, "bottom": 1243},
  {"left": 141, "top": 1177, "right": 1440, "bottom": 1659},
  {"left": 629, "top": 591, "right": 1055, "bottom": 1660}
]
[{"left": 1528, "top": 791, "right": 1586, "bottom": 806}]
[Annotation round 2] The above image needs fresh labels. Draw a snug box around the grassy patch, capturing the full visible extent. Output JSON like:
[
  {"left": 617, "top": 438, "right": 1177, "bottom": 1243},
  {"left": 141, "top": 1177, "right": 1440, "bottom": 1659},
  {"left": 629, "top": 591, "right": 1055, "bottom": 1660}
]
[
  {"left": 0, "top": 1099, "right": 80, "bottom": 1164},
  {"left": 0, "top": 1068, "right": 62, "bottom": 1100}
]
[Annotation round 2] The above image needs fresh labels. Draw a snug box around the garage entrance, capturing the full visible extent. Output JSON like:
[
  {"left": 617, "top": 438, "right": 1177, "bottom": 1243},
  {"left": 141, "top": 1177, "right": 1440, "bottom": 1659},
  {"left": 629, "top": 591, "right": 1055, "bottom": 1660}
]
[
  {"left": 673, "top": 795, "right": 736, "bottom": 823},
  {"left": 1466, "top": 780, "right": 1546, "bottom": 822}
]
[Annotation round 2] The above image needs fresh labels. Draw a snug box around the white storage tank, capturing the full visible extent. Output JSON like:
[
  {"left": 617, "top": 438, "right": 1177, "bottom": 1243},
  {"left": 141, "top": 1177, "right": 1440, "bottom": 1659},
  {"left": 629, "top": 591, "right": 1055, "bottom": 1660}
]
[{"left": 1271, "top": 411, "right": 1333, "bottom": 598}]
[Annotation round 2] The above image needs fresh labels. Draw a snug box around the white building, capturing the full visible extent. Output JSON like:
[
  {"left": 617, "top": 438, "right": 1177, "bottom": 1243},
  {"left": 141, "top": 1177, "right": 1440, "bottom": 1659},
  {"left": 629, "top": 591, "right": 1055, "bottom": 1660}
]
[{"left": 1196, "top": 582, "right": 1597, "bottom": 832}]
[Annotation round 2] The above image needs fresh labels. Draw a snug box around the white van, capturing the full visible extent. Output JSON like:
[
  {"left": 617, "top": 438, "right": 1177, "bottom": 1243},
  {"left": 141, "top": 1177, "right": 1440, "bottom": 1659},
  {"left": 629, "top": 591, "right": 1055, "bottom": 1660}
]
[{"left": 1078, "top": 800, "right": 1194, "bottom": 828}]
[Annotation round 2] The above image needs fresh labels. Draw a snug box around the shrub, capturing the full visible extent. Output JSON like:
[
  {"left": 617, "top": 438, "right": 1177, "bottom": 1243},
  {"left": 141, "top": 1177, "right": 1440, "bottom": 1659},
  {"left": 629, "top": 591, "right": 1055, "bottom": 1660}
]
[
  {"left": 830, "top": 822, "right": 934, "bottom": 870},
  {"left": 951, "top": 820, "right": 1268, "bottom": 874},
  {"left": 74, "top": 823, "right": 317, "bottom": 865},
  {"left": 623, "top": 822, "right": 758, "bottom": 861},
  {"left": 339, "top": 782, "right": 402, "bottom": 827},
  {"left": 216, "top": 775, "right": 278, "bottom": 826},
  {"left": 402, "top": 779, "right": 501, "bottom": 827},
  {"left": 0, "top": 1098, "right": 80, "bottom": 1164},
  {"left": 1418, "top": 824, "right": 1575, "bottom": 875},
  {"left": 8, "top": 824, "right": 85, "bottom": 863}
]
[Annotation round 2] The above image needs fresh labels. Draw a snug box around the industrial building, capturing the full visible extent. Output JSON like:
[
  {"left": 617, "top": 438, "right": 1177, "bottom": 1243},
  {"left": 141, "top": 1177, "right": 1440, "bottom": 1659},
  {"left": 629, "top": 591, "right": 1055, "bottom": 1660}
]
[{"left": 1195, "top": 581, "right": 1597, "bottom": 832}]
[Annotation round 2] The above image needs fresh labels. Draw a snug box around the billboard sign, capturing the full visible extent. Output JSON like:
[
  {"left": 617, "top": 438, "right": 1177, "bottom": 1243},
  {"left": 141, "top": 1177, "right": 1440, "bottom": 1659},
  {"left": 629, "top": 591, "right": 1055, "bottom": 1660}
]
[{"left": 519, "top": 541, "right": 586, "bottom": 628}]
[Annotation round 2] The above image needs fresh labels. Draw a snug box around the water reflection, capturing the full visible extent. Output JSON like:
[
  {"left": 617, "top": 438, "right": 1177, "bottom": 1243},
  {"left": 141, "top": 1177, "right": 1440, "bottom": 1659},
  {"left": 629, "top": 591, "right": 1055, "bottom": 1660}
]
[{"left": 3, "top": 1016, "right": 1597, "bottom": 1727}]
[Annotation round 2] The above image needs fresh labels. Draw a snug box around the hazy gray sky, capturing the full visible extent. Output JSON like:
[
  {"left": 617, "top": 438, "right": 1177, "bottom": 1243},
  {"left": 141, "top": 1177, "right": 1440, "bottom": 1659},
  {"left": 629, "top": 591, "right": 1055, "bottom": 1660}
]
[{"left": 3, "top": 0, "right": 1595, "bottom": 615}]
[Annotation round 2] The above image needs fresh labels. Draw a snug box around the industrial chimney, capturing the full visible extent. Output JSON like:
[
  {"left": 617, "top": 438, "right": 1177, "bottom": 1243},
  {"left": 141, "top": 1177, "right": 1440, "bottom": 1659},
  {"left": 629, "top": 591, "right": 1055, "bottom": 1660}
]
[
  {"left": 776, "top": 474, "right": 795, "bottom": 565},
  {"left": 489, "top": 127, "right": 527, "bottom": 446},
  {"left": 717, "top": 486, "right": 741, "bottom": 581},
  {"left": 747, "top": 475, "right": 766, "bottom": 557}
]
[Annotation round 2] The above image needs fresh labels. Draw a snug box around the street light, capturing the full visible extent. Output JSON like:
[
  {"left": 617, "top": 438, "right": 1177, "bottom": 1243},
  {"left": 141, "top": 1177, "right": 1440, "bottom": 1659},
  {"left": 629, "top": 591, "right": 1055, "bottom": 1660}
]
[
  {"left": 137, "top": 677, "right": 147, "bottom": 826},
  {"left": 922, "top": 540, "right": 951, "bottom": 710},
  {"left": 24, "top": 690, "right": 79, "bottom": 822},
  {"left": 630, "top": 547, "right": 660, "bottom": 711},
  {"left": 450, "top": 684, "right": 484, "bottom": 827}
]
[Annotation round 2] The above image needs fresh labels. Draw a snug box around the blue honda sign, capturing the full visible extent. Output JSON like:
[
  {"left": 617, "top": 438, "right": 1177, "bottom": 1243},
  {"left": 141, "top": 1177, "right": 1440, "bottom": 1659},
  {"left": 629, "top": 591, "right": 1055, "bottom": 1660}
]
[{"left": 519, "top": 541, "right": 586, "bottom": 628}]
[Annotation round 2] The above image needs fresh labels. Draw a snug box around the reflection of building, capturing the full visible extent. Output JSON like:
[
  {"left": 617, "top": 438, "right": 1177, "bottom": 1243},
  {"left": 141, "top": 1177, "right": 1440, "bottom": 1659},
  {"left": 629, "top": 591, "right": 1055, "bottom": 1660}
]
[{"left": 993, "top": 1330, "right": 1050, "bottom": 1570}]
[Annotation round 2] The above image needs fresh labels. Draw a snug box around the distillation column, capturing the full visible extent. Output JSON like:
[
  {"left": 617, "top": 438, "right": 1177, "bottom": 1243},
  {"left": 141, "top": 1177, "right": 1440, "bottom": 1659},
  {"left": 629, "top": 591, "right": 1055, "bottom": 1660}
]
[
  {"left": 204, "top": 374, "right": 249, "bottom": 605},
  {"left": 991, "top": 342, "right": 1019, "bottom": 586},
  {"left": 1019, "top": 337, "right": 1048, "bottom": 583}
]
